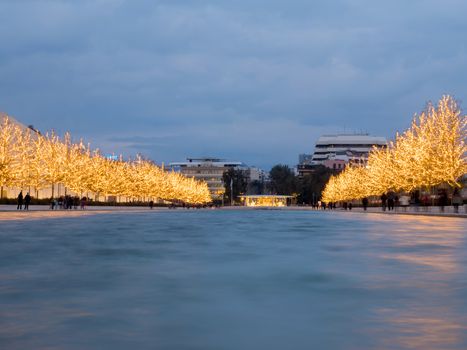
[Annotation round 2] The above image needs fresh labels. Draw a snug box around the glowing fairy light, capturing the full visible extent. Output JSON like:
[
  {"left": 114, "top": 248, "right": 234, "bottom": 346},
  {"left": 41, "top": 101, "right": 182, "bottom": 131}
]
[
  {"left": 0, "top": 117, "right": 211, "bottom": 204},
  {"left": 322, "top": 95, "right": 466, "bottom": 203}
]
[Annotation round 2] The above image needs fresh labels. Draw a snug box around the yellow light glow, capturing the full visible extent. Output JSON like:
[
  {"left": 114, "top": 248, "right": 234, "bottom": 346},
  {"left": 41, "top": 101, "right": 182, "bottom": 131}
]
[
  {"left": 0, "top": 117, "right": 211, "bottom": 204},
  {"left": 322, "top": 95, "right": 467, "bottom": 203},
  {"left": 240, "top": 195, "right": 290, "bottom": 207}
]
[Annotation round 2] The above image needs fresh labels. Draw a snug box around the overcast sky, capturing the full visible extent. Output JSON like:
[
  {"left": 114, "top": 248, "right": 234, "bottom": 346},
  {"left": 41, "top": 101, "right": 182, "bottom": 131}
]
[{"left": 1, "top": 0, "right": 466, "bottom": 169}]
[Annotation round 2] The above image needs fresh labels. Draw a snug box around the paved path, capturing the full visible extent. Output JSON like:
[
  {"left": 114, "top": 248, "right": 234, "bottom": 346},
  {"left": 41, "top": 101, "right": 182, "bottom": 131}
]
[
  {"left": 221, "top": 205, "right": 467, "bottom": 218},
  {"left": 1, "top": 204, "right": 465, "bottom": 220},
  {"left": 339, "top": 206, "right": 467, "bottom": 218},
  {"left": 0, "top": 205, "right": 167, "bottom": 221},
  {"left": 0, "top": 204, "right": 163, "bottom": 212}
]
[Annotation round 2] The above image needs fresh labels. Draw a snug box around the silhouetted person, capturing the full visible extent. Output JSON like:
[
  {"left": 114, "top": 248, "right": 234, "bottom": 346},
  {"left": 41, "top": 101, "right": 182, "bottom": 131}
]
[
  {"left": 80, "top": 197, "right": 86, "bottom": 210},
  {"left": 362, "top": 197, "right": 369, "bottom": 211},
  {"left": 387, "top": 192, "right": 395, "bottom": 211},
  {"left": 452, "top": 189, "right": 462, "bottom": 214},
  {"left": 348, "top": 202, "right": 352, "bottom": 210},
  {"left": 24, "top": 192, "right": 31, "bottom": 210},
  {"left": 67, "top": 196, "right": 73, "bottom": 210},
  {"left": 439, "top": 190, "right": 448, "bottom": 212},
  {"left": 17, "top": 191, "right": 23, "bottom": 210},
  {"left": 380, "top": 193, "right": 387, "bottom": 211},
  {"left": 149, "top": 200, "right": 154, "bottom": 209},
  {"left": 421, "top": 193, "right": 430, "bottom": 211}
]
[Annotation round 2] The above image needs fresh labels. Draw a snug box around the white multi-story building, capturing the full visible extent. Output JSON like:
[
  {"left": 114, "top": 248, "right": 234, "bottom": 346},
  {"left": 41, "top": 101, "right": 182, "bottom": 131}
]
[
  {"left": 169, "top": 158, "right": 266, "bottom": 200},
  {"left": 246, "top": 167, "right": 267, "bottom": 182},
  {"left": 169, "top": 158, "right": 245, "bottom": 200},
  {"left": 311, "top": 134, "right": 387, "bottom": 165}
]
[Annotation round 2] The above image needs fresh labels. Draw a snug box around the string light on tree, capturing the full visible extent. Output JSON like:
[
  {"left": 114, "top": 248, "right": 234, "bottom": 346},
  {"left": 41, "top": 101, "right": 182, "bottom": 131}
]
[
  {"left": 322, "top": 95, "right": 466, "bottom": 203},
  {"left": 0, "top": 118, "right": 211, "bottom": 204}
]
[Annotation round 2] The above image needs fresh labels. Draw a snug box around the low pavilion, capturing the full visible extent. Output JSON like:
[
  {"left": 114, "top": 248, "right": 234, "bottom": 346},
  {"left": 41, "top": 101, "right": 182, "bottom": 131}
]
[{"left": 239, "top": 195, "right": 293, "bottom": 207}]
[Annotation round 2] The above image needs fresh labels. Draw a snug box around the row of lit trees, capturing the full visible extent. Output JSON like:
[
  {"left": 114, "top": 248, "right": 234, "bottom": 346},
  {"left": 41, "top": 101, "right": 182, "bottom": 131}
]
[
  {"left": 322, "top": 95, "right": 467, "bottom": 203},
  {"left": 0, "top": 117, "right": 211, "bottom": 204}
]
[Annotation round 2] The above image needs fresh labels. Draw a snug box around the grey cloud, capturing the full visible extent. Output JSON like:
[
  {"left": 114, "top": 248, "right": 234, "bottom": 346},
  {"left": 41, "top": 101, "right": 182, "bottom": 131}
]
[{"left": 0, "top": 0, "right": 466, "bottom": 168}]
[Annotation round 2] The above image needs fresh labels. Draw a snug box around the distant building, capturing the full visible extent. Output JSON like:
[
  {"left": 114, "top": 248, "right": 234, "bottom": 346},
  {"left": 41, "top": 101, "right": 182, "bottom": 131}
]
[
  {"left": 297, "top": 133, "right": 387, "bottom": 177},
  {"left": 298, "top": 154, "right": 313, "bottom": 165},
  {"left": 169, "top": 158, "right": 267, "bottom": 200},
  {"left": 296, "top": 164, "right": 316, "bottom": 177},
  {"left": 311, "top": 134, "right": 387, "bottom": 164},
  {"left": 245, "top": 167, "right": 267, "bottom": 183},
  {"left": 1, "top": 113, "right": 37, "bottom": 134},
  {"left": 169, "top": 158, "right": 245, "bottom": 200},
  {"left": 322, "top": 158, "right": 347, "bottom": 171}
]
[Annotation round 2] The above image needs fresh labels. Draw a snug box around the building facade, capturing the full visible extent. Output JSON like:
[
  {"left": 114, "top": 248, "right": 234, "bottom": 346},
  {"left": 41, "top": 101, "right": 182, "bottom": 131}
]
[
  {"left": 311, "top": 134, "right": 387, "bottom": 164},
  {"left": 169, "top": 158, "right": 246, "bottom": 200},
  {"left": 297, "top": 134, "right": 387, "bottom": 177},
  {"left": 298, "top": 154, "right": 313, "bottom": 165},
  {"left": 169, "top": 158, "right": 267, "bottom": 201}
]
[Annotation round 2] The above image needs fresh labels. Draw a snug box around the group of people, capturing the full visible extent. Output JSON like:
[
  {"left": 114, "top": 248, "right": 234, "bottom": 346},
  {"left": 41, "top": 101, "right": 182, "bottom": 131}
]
[
  {"left": 16, "top": 191, "right": 31, "bottom": 210},
  {"left": 367, "top": 189, "right": 464, "bottom": 213},
  {"left": 311, "top": 189, "right": 464, "bottom": 214},
  {"left": 16, "top": 192, "right": 88, "bottom": 210},
  {"left": 50, "top": 196, "right": 87, "bottom": 210},
  {"left": 313, "top": 201, "right": 337, "bottom": 210},
  {"left": 379, "top": 192, "right": 398, "bottom": 211}
]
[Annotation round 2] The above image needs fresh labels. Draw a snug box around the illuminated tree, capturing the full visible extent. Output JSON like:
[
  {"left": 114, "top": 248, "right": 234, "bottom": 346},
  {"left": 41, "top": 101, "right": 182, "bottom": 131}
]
[
  {"left": 40, "top": 132, "right": 68, "bottom": 198},
  {"left": 0, "top": 117, "right": 22, "bottom": 197},
  {"left": 0, "top": 115, "right": 212, "bottom": 204},
  {"left": 322, "top": 95, "right": 467, "bottom": 203}
]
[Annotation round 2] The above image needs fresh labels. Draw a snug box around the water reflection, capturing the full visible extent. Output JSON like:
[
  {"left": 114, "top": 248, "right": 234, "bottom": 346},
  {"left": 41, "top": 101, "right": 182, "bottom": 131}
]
[
  {"left": 380, "top": 308, "right": 467, "bottom": 349},
  {"left": 0, "top": 210, "right": 466, "bottom": 350},
  {"left": 362, "top": 215, "right": 467, "bottom": 349}
]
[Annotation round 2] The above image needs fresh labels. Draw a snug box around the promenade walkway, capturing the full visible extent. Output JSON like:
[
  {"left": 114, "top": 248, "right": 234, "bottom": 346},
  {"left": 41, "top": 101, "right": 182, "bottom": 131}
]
[
  {"left": 338, "top": 205, "right": 467, "bottom": 218},
  {"left": 1, "top": 204, "right": 465, "bottom": 220},
  {"left": 222, "top": 205, "right": 467, "bottom": 218},
  {"left": 0, "top": 205, "right": 166, "bottom": 221},
  {"left": 0, "top": 205, "right": 161, "bottom": 212}
]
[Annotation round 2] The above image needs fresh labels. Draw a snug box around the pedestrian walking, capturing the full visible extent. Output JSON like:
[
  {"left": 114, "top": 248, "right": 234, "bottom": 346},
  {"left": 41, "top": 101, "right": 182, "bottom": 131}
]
[
  {"left": 362, "top": 197, "right": 368, "bottom": 211},
  {"left": 17, "top": 191, "right": 23, "bottom": 210},
  {"left": 24, "top": 192, "right": 31, "bottom": 210},
  {"left": 452, "top": 189, "right": 463, "bottom": 214},
  {"left": 421, "top": 193, "right": 430, "bottom": 211},
  {"left": 387, "top": 192, "right": 395, "bottom": 211},
  {"left": 80, "top": 197, "right": 86, "bottom": 210},
  {"left": 439, "top": 190, "right": 448, "bottom": 212},
  {"left": 380, "top": 193, "right": 387, "bottom": 211},
  {"left": 67, "top": 196, "right": 73, "bottom": 210},
  {"left": 149, "top": 200, "right": 154, "bottom": 209}
]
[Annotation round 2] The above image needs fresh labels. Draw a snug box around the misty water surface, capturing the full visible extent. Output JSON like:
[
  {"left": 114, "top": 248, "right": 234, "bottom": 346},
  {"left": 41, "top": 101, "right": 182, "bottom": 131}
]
[{"left": 0, "top": 210, "right": 466, "bottom": 350}]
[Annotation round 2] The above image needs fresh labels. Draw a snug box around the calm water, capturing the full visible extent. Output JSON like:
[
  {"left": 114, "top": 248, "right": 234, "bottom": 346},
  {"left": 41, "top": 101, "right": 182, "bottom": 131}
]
[{"left": 1, "top": 210, "right": 466, "bottom": 350}]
